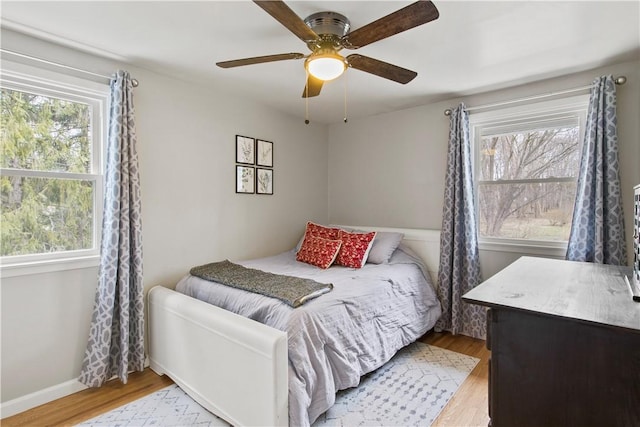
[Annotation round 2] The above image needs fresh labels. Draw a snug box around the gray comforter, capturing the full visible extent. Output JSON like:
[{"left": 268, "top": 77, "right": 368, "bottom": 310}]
[{"left": 175, "top": 244, "right": 442, "bottom": 426}]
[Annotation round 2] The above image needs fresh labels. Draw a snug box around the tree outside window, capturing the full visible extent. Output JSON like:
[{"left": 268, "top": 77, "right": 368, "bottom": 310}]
[
  {"left": 1, "top": 85, "right": 102, "bottom": 259},
  {"left": 471, "top": 99, "right": 587, "bottom": 244}
]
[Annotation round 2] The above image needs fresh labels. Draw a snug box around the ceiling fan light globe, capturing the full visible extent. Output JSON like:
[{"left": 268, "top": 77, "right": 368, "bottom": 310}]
[{"left": 306, "top": 56, "right": 346, "bottom": 81}]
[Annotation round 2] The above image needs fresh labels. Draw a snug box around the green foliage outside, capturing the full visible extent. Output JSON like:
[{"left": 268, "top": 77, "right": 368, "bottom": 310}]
[{"left": 1, "top": 88, "right": 95, "bottom": 257}]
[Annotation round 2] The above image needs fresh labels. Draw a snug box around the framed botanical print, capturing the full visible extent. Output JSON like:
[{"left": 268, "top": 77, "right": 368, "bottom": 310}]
[
  {"left": 256, "top": 168, "right": 273, "bottom": 195},
  {"left": 256, "top": 139, "right": 273, "bottom": 167},
  {"left": 236, "top": 135, "right": 255, "bottom": 165},
  {"left": 236, "top": 165, "right": 255, "bottom": 194}
]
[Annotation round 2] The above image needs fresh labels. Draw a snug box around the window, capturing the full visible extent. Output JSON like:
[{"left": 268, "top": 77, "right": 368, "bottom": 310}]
[
  {"left": 1, "top": 62, "right": 108, "bottom": 275},
  {"left": 470, "top": 96, "right": 588, "bottom": 252}
]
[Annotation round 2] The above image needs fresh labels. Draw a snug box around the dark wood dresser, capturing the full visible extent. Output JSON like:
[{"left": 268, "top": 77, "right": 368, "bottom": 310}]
[{"left": 463, "top": 256, "right": 640, "bottom": 427}]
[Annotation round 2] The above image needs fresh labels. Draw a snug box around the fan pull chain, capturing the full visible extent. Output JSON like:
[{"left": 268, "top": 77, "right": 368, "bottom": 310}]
[
  {"left": 343, "top": 70, "right": 348, "bottom": 123},
  {"left": 305, "top": 70, "right": 310, "bottom": 125}
]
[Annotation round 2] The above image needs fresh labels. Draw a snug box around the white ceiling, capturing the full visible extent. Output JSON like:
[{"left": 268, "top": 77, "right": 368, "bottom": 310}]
[{"left": 2, "top": 1, "right": 639, "bottom": 124}]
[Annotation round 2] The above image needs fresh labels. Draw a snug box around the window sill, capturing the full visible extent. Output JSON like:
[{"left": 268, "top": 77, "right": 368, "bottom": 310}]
[
  {"left": 1, "top": 255, "right": 100, "bottom": 278},
  {"left": 479, "top": 238, "right": 568, "bottom": 258}
]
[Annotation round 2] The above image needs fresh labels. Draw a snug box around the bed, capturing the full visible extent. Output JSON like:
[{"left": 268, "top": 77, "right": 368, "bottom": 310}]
[{"left": 148, "top": 225, "right": 442, "bottom": 427}]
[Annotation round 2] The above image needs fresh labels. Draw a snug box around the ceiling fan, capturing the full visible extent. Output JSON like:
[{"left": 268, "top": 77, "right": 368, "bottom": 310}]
[{"left": 216, "top": 0, "right": 439, "bottom": 98}]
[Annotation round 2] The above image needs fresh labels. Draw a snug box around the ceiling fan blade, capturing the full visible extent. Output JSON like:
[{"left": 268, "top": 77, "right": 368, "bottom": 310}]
[
  {"left": 342, "top": 1, "right": 439, "bottom": 49},
  {"left": 254, "top": 0, "right": 318, "bottom": 43},
  {"left": 347, "top": 54, "right": 417, "bottom": 84},
  {"left": 216, "top": 53, "right": 305, "bottom": 68},
  {"left": 302, "top": 75, "right": 323, "bottom": 98}
]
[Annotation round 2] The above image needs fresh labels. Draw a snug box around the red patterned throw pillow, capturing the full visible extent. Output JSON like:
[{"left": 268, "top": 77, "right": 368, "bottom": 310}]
[
  {"left": 335, "top": 230, "right": 377, "bottom": 268},
  {"left": 304, "top": 221, "right": 340, "bottom": 241},
  {"left": 296, "top": 235, "right": 342, "bottom": 269}
]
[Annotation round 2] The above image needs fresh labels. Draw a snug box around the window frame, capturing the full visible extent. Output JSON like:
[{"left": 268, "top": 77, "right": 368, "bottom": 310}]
[
  {"left": 1, "top": 61, "right": 109, "bottom": 277},
  {"left": 469, "top": 95, "right": 590, "bottom": 256}
]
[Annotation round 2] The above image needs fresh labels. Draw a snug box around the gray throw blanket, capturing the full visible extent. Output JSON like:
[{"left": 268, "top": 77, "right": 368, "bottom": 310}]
[{"left": 189, "top": 260, "right": 333, "bottom": 308}]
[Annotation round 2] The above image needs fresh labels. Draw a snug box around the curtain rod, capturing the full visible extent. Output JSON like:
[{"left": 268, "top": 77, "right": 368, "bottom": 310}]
[
  {"left": 443, "top": 76, "right": 627, "bottom": 116},
  {"left": 0, "top": 48, "right": 139, "bottom": 87}
]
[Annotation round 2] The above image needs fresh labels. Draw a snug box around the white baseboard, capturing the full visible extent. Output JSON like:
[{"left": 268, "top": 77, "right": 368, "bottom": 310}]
[
  {"left": 0, "top": 378, "right": 87, "bottom": 419},
  {"left": 1, "top": 357, "right": 150, "bottom": 419}
]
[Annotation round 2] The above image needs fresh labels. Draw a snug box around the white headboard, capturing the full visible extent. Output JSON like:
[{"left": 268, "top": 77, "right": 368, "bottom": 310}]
[{"left": 334, "top": 225, "right": 441, "bottom": 283}]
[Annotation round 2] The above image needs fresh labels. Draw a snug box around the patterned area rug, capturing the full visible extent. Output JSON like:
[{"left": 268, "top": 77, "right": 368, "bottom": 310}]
[
  {"left": 78, "top": 342, "right": 479, "bottom": 427},
  {"left": 313, "top": 342, "right": 479, "bottom": 426},
  {"left": 77, "top": 384, "right": 227, "bottom": 427}
]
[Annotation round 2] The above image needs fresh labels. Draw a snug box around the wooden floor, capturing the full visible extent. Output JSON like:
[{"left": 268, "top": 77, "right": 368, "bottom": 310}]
[
  {"left": 1, "top": 371, "right": 174, "bottom": 427},
  {"left": 421, "top": 332, "right": 490, "bottom": 427},
  {"left": 2, "top": 332, "right": 489, "bottom": 427}
]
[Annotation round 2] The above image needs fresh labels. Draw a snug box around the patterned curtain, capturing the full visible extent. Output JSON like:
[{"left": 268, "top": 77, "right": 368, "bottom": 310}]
[
  {"left": 566, "top": 75, "right": 627, "bottom": 265},
  {"left": 79, "top": 70, "right": 144, "bottom": 387},
  {"left": 435, "top": 103, "right": 486, "bottom": 339}
]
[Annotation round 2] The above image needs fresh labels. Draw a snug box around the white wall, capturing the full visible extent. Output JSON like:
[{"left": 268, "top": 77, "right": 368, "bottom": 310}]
[
  {"left": 1, "top": 30, "right": 329, "bottom": 406},
  {"left": 328, "top": 59, "right": 640, "bottom": 278}
]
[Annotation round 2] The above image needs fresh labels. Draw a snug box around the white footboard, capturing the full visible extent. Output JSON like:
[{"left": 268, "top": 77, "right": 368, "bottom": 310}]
[{"left": 148, "top": 286, "right": 288, "bottom": 426}]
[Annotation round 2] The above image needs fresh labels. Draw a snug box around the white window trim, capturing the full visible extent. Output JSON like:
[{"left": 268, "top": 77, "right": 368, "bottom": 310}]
[
  {"left": 479, "top": 237, "right": 568, "bottom": 257},
  {"left": 469, "top": 95, "right": 589, "bottom": 256},
  {"left": 1, "top": 60, "right": 109, "bottom": 277}
]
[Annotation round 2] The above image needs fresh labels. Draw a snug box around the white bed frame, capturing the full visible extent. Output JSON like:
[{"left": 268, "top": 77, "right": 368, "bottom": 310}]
[{"left": 148, "top": 226, "right": 440, "bottom": 426}]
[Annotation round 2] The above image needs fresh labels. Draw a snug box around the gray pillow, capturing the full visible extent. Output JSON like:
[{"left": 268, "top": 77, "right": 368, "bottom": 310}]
[{"left": 365, "top": 231, "right": 404, "bottom": 264}]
